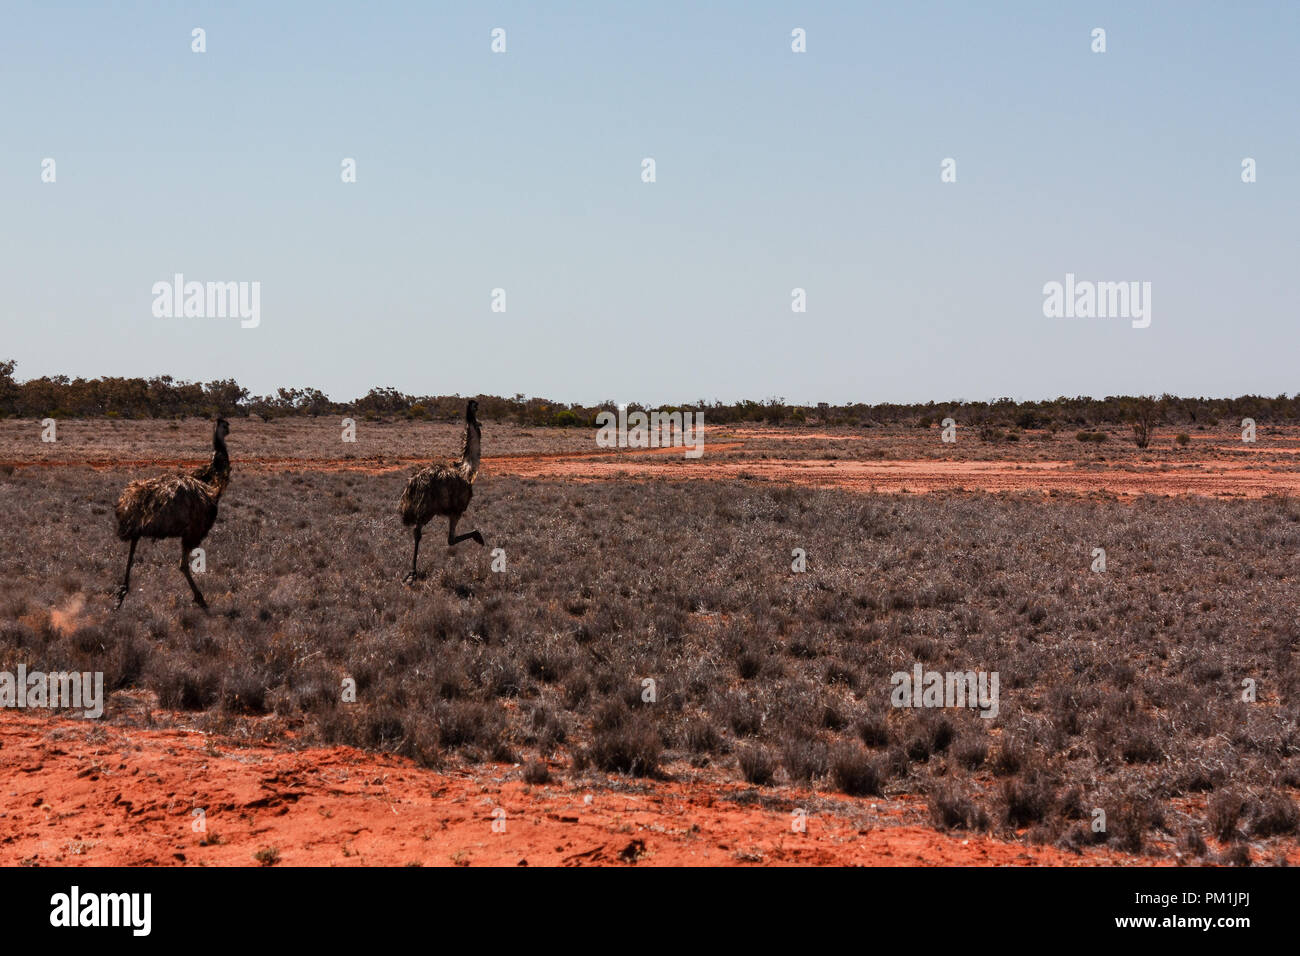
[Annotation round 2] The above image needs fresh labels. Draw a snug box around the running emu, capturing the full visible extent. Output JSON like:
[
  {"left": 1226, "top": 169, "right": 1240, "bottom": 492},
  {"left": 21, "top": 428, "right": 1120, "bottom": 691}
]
[
  {"left": 113, "top": 418, "right": 231, "bottom": 609},
  {"left": 399, "top": 399, "right": 484, "bottom": 583}
]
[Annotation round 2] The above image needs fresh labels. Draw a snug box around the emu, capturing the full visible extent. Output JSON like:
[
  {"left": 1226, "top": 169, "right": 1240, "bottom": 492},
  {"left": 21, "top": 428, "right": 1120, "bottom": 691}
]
[
  {"left": 399, "top": 399, "right": 484, "bottom": 583},
  {"left": 113, "top": 418, "right": 230, "bottom": 609}
]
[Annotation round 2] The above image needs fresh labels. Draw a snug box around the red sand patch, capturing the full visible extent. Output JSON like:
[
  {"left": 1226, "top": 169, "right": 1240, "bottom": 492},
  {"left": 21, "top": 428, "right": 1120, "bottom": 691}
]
[
  {"left": 2, "top": 712, "right": 1158, "bottom": 867},
  {"left": 496, "top": 456, "right": 1300, "bottom": 498}
]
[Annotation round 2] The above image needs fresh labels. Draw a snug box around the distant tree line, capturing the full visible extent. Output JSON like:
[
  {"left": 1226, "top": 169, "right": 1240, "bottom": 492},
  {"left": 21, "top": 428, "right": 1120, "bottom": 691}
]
[{"left": 1, "top": 360, "right": 1295, "bottom": 428}]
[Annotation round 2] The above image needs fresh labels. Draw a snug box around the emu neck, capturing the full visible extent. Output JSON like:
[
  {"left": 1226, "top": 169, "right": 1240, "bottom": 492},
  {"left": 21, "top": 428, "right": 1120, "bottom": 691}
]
[
  {"left": 456, "top": 422, "right": 481, "bottom": 483},
  {"left": 205, "top": 431, "right": 232, "bottom": 496}
]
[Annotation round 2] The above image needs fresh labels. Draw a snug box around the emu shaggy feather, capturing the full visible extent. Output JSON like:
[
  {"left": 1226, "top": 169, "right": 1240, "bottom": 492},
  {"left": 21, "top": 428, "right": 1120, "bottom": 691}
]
[
  {"left": 116, "top": 475, "right": 220, "bottom": 542},
  {"left": 399, "top": 463, "right": 473, "bottom": 528}
]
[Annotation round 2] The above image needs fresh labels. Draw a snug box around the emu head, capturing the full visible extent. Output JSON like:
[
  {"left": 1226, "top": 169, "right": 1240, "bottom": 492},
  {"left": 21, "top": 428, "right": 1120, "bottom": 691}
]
[
  {"left": 214, "top": 417, "right": 230, "bottom": 440},
  {"left": 466, "top": 400, "right": 480, "bottom": 431}
]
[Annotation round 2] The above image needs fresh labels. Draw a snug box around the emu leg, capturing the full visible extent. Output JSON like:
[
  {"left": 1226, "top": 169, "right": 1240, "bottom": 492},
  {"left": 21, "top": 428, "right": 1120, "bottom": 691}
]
[
  {"left": 114, "top": 538, "right": 138, "bottom": 609},
  {"left": 404, "top": 525, "right": 422, "bottom": 584},
  {"left": 447, "top": 515, "right": 485, "bottom": 547},
  {"left": 180, "top": 541, "right": 208, "bottom": 610}
]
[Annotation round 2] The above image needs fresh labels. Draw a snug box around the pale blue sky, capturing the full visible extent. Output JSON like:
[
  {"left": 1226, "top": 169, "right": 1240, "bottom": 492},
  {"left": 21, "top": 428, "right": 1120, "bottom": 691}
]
[{"left": 3, "top": 1, "right": 1296, "bottom": 405}]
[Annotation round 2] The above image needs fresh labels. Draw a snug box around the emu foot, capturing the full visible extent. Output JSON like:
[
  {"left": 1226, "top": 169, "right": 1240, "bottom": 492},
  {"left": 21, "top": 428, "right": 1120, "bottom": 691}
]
[
  {"left": 113, "top": 585, "right": 128, "bottom": 609},
  {"left": 403, "top": 571, "right": 421, "bottom": 586},
  {"left": 471, "top": 531, "right": 485, "bottom": 545}
]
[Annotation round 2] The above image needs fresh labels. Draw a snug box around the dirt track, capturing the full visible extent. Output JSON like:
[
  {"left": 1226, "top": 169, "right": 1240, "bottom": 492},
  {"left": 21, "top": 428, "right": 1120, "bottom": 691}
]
[
  {"left": 494, "top": 454, "right": 1300, "bottom": 497},
  {"left": 5, "top": 439, "right": 1299, "bottom": 497}
]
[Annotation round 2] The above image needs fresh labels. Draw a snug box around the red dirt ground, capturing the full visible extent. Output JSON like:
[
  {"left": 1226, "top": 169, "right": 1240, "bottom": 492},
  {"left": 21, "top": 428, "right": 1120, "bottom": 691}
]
[{"left": 1, "top": 712, "right": 1167, "bottom": 867}]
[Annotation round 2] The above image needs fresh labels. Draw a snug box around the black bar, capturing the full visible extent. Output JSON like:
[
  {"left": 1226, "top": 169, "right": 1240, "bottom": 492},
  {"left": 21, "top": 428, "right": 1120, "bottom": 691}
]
[{"left": 0, "top": 865, "right": 1279, "bottom": 942}]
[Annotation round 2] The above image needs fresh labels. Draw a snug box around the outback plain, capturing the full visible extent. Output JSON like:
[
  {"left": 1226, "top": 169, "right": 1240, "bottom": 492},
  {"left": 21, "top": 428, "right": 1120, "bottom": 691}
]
[{"left": 1, "top": 417, "right": 1298, "bottom": 866}]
